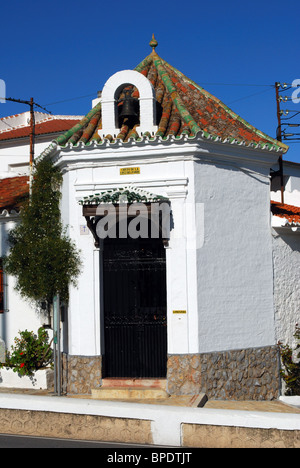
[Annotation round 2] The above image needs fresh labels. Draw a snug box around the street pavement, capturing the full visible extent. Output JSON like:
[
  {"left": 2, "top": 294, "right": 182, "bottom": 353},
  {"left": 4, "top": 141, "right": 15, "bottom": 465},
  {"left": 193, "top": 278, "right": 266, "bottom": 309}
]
[{"left": 0, "top": 433, "right": 155, "bottom": 448}]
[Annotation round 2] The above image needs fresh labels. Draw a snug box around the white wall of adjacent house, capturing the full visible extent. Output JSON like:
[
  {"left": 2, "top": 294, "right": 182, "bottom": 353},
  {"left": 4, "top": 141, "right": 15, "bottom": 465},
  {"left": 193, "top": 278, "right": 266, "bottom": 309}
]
[
  {"left": 0, "top": 127, "right": 78, "bottom": 354},
  {"left": 271, "top": 161, "right": 300, "bottom": 207},
  {"left": 272, "top": 229, "right": 300, "bottom": 350},
  {"left": 0, "top": 133, "right": 59, "bottom": 354},
  {"left": 0, "top": 112, "right": 52, "bottom": 176},
  {"left": 270, "top": 161, "right": 300, "bottom": 350},
  {"left": 0, "top": 136, "right": 56, "bottom": 177},
  {"left": 0, "top": 218, "right": 45, "bottom": 353}
]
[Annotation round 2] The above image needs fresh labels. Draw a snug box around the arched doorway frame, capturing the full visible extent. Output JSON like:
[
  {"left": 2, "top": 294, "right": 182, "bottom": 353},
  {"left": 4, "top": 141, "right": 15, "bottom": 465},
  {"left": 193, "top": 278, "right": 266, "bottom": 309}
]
[{"left": 82, "top": 198, "right": 171, "bottom": 378}]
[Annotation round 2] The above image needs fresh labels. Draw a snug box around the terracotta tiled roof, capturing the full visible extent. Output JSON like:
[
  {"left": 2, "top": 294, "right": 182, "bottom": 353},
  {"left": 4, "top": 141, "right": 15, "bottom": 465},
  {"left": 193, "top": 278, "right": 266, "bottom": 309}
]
[
  {"left": 0, "top": 117, "right": 82, "bottom": 142},
  {"left": 271, "top": 200, "right": 300, "bottom": 225},
  {"left": 54, "top": 36, "right": 288, "bottom": 153},
  {"left": 0, "top": 176, "right": 29, "bottom": 211}
]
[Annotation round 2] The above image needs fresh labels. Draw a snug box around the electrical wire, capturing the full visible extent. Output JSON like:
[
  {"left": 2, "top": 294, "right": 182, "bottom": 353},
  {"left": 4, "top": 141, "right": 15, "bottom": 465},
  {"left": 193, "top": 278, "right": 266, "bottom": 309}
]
[
  {"left": 228, "top": 87, "right": 274, "bottom": 104},
  {"left": 200, "top": 82, "right": 273, "bottom": 87},
  {"left": 43, "top": 93, "right": 95, "bottom": 107},
  {"left": 41, "top": 83, "right": 275, "bottom": 107}
]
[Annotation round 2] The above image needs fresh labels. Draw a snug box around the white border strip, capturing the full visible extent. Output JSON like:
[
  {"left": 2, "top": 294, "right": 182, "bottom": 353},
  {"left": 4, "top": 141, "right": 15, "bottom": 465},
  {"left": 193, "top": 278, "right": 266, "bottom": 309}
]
[
  {"left": 279, "top": 396, "right": 300, "bottom": 408},
  {"left": 0, "top": 393, "right": 300, "bottom": 446}
]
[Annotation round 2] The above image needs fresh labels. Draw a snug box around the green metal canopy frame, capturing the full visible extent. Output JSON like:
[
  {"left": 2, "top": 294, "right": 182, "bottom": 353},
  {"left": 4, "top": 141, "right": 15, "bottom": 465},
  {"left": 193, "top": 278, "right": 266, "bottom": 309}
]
[
  {"left": 79, "top": 186, "right": 168, "bottom": 206},
  {"left": 80, "top": 186, "right": 170, "bottom": 248}
]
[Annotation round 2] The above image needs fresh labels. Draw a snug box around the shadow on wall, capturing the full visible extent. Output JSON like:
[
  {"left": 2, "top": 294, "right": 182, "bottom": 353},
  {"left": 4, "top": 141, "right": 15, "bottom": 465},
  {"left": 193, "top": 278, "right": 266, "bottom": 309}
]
[{"left": 274, "top": 229, "right": 300, "bottom": 251}]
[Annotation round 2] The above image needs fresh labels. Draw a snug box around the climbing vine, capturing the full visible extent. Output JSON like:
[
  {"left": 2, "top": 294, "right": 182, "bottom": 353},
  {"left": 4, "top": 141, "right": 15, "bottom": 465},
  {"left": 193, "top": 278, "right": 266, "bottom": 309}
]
[{"left": 4, "top": 158, "right": 81, "bottom": 309}]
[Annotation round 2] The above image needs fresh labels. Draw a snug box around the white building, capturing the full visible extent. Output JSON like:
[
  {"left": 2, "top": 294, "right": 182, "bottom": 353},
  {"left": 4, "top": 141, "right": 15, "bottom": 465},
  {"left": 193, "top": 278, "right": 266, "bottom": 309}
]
[
  {"left": 0, "top": 37, "right": 299, "bottom": 399},
  {"left": 0, "top": 111, "right": 82, "bottom": 354}
]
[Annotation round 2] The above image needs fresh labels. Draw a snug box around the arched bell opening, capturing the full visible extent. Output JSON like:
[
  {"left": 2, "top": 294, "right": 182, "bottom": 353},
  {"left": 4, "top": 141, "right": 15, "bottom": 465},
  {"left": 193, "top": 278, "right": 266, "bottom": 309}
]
[
  {"left": 116, "top": 85, "right": 140, "bottom": 129},
  {"left": 99, "top": 69, "right": 158, "bottom": 138}
]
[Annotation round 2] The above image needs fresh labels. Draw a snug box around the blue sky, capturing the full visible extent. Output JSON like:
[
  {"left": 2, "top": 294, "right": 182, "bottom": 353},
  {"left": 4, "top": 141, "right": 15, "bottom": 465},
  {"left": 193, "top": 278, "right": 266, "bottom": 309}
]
[{"left": 1, "top": 0, "right": 299, "bottom": 163}]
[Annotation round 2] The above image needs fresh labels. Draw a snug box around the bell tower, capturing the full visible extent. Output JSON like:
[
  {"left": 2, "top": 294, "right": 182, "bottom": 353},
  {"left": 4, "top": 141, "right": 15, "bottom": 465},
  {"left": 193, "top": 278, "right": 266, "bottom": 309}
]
[{"left": 98, "top": 69, "right": 158, "bottom": 139}]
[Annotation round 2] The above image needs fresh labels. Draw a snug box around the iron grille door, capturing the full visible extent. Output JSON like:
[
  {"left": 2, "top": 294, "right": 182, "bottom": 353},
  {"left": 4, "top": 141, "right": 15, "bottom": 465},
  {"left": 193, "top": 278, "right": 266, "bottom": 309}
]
[{"left": 103, "top": 236, "right": 167, "bottom": 378}]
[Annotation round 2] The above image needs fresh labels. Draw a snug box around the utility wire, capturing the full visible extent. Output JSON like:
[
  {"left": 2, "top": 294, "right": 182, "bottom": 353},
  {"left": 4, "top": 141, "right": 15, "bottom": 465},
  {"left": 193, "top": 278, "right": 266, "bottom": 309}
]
[
  {"left": 4, "top": 97, "right": 52, "bottom": 114},
  {"left": 41, "top": 83, "right": 275, "bottom": 108},
  {"left": 228, "top": 87, "right": 274, "bottom": 104},
  {"left": 43, "top": 93, "right": 95, "bottom": 107},
  {"left": 200, "top": 82, "right": 273, "bottom": 87}
]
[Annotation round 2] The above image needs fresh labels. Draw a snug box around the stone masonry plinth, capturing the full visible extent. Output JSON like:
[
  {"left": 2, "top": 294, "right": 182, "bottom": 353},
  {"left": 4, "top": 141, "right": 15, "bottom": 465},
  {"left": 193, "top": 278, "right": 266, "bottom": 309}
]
[
  {"left": 61, "top": 346, "right": 280, "bottom": 400},
  {"left": 167, "top": 346, "right": 280, "bottom": 400},
  {"left": 62, "top": 354, "right": 102, "bottom": 395}
]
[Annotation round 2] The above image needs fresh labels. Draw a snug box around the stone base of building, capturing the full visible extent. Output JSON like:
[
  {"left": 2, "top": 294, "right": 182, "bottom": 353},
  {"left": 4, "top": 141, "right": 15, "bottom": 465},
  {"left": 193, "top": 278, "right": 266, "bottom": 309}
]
[
  {"left": 167, "top": 346, "right": 280, "bottom": 400},
  {"left": 62, "top": 354, "right": 102, "bottom": 395},
  {"left": 62, "top": 345, "right": 280, "bottom": 400}
]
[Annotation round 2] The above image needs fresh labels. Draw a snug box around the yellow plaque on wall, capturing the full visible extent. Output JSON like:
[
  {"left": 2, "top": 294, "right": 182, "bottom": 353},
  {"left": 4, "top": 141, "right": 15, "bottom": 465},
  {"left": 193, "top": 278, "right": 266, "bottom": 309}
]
[
  {"left": 172, "top": 310, "right": 187, "bottom": 314},
  {"left": 120, "top": 167, "right": 140, "bottom": 175}
]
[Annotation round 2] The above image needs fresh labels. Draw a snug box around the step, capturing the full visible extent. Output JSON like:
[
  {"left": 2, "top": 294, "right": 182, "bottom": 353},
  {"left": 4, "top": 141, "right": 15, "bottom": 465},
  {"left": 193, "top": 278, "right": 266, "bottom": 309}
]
[
  {"left": 100, "top": 378, "right": 167, "bottom": 390},
  {"left": 91, "top": 386, "right": 169, "bottom": 401}
]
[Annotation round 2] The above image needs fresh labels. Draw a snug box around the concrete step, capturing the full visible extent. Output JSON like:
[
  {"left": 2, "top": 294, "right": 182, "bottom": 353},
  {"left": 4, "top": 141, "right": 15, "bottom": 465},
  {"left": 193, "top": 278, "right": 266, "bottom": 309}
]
[
  {"left": 100, "top": 378, "right": 167, "bottom": 390},
  {"left": 91, "top": 386, "right": 169, "bottom": 400}
]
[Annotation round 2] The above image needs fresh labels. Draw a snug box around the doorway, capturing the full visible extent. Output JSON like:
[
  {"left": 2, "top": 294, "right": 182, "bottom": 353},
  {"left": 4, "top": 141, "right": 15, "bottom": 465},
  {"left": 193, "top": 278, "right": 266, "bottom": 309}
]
[{"left": 102, "top": 235, "right": 167, "bottom": 378}]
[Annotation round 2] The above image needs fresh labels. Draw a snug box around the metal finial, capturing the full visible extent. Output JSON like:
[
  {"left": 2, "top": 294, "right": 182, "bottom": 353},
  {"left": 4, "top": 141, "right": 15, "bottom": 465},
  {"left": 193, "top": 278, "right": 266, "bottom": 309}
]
[{"left": 149, "top": 34, "right": 158, "bottom": 52}]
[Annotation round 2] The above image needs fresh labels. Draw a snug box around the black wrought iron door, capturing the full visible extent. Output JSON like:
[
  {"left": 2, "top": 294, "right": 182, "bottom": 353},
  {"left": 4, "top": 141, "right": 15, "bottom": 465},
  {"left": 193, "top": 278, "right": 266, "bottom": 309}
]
[{"left": 103, "top": 236, "right": 167, "bottom": 378}]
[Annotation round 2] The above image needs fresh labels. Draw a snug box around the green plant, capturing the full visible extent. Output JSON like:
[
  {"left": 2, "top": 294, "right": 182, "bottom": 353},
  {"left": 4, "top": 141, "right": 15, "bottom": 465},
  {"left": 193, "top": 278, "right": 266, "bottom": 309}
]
[
  {"left": 278, "top": 324, "right": 300, "bottom": 396},
  {"left": 1, "top": 327, "right": 53, "bottom": 377},
  {"left": 3, "top": 158, "right": 81, "bottom": 309}
]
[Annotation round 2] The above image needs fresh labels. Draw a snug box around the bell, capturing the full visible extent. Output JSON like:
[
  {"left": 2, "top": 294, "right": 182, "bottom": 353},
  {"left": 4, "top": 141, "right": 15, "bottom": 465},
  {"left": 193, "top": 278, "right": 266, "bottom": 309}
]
[{"left": 118, "top": 89, "right": 139, "bottom": 119}]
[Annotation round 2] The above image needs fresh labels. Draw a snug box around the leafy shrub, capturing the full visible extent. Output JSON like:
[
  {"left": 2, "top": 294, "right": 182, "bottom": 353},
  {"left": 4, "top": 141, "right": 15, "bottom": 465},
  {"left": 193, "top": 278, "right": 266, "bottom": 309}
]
[
  {"left": 1, "top": 327, "right": 53, "bottom": 377},
  {"left": 278, "top": 324, "right": 300, "bottom": 396},
  {"left": 4, "top": 158, "right": 81, "bottom": 308}
]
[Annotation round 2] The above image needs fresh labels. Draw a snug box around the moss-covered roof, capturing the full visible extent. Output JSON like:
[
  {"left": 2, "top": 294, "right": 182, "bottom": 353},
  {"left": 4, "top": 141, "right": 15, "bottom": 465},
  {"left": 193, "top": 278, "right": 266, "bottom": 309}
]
[{"left": 54, "top": 35, "right": 288, "bottom": 153}]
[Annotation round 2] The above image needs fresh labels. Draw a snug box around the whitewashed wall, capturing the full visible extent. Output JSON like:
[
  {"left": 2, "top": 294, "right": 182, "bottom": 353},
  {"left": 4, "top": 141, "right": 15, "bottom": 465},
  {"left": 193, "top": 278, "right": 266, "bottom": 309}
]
[
  {"left": 57, "top": 138, "right": 281, "bottom": 358},
  {"left": 0, "top": 218, "right": 45, "bottom": 351},
  {"left": 0, "top": 130, "right": 68, "bottom": 352},
  {"left": 1, "top": 128, "right": 296, "bottom": 362},
  {"left": 57, "top": 139, "right": 200, "bottom": 357},
  {"left": 194, "top": 150, "right": 277, "bottom": 353},
  {"left": 271, "top": 160, "right": 300, "bottom": 207},
  {"left": 272, "top": 229, "right": 300, "bottom": 349},
  {"left": 0, "top": 136, "right": 57, "bottom": 177},
  {"left": 271, "top": 160, "right": 300, "bottom": 350}
]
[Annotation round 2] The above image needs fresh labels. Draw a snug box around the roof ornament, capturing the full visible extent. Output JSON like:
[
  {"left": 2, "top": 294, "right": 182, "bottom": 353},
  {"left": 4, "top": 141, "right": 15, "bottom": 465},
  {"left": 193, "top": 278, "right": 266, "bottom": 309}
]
[{"left": 149, "top": 34, "right": 158, "bottom": 53}]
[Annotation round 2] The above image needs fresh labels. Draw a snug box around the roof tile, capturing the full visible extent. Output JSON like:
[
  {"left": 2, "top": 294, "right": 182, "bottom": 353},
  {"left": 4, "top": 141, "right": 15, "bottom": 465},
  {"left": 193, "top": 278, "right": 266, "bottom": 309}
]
[
  {"left": 53, "top": 42, "right": 288, "bottom": 153},
  {"left": 0, "top": 176, "right": 29, "bottom": 210},
  {"left": 0, "top": 118, "right": 81, "bottom": 142},
  {"left": 271, "top": 200, "right": 300, "bottom": 225}
]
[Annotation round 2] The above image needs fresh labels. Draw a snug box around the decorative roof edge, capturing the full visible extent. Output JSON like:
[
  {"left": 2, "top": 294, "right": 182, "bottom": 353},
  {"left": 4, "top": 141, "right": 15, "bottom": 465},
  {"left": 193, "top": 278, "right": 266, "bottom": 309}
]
[
  {"left": 0, "top": 208, "right": 20, "bottom": 218},
  {"left": 79, "top": 186, "right": 169, "bottom": 205},
  {"left": 38, "top": 126, "right": 284, "bottom": 163},
  {"left": 271, "top": 200, "right": 300, "bottom": 228}
]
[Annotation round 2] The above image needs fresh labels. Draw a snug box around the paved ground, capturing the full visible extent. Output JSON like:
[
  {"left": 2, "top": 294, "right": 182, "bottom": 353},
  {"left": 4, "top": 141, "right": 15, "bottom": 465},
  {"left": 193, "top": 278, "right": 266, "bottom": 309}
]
[
  {"left": 204, "top": 399, "right": 300, "bottom": 413},
  {"left": 0, "top": 386, "right": 299, "bottom": 413}
]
